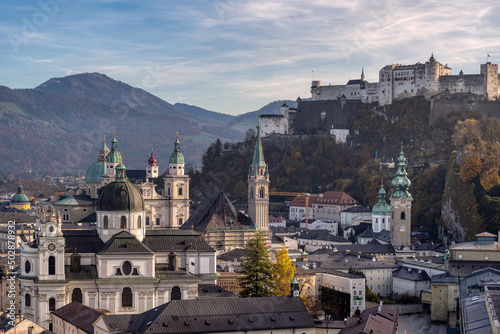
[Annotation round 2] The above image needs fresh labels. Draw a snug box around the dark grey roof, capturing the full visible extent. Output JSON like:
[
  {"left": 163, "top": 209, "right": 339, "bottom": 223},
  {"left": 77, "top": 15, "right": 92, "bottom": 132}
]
[
  {"left": 155, "top": 266, "right": 200, "bottom": 280},
  {"left": 217, "top": 248, "right": 248, "bottom": 261},
  {"left": 99, "top": 231, "right": 154, "bottom": 255},
  {"left": 393, "top": 267, "right": 431, "bottom": 281},
  {"left": 143, "top": 230, "right": 215, "bottom": 253},
  {"left": 295, "top": 230, "right": 350, "bottom": 243},
  {"left": 260, "top": 114, "right": 285, "bottom": 118},
  {"left": 52, "top": 301, "right": 105, "bottom": 334},
  {"left": 126, "top": 169, "right": 147, "bottom": 181},
  {"left": 181, "top": 191, "right": 254, "bottom": 232},
  {"left": 197, "top": 284, "right": 237, "bottom": 299},
  {"left": 65, "top": 265, "right": 98, "bottom": 280},
  {"left": 345, "top": 222, "right": 371, "bottom": 236},
  {"left": 375, "top": 229, "right": 391, "bottom": 243},
  {"left": 415, "top": 243, "right": 447, "bottom": 253},
  {"left": 97, "top": 181, "right": 144, "bottom": 212},
  {"left": 63, "top": 230, "right": 105, "bottom": 253},
  {"left": 341, "top": 205, "right": 371, "bottom": 213},
  {"left": 334, "top": 243, "right": 395, "bottom": 254},
  {"left": 432, "top": 273, "right": 459, "bottom": 284},
  {"left": 100, "top": 297, "right": 314, "bottom": 334},
  {"left": 461, "top": 295, "right": 493, "bottom": 334},
  {"left": 322, "top": 270, "right": 364, "bottom": 279},
  {"left": 76, "top": 212, "right": 97, "bottom": 223},
  {"left": 346, "top": 79, "right": 366, "bottom": 85},
  {"left": 357, "top": 228, "right": 374, "bottom": 239}
]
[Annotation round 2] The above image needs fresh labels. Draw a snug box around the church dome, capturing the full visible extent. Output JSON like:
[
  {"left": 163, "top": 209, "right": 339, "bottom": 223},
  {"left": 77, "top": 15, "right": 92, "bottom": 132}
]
[
  {"left": 97, "top": 164, "right": 144, "bottom": 212},
  {"left": 85, "top": 161, "right": 106, "bottom": 182},
  {"left": 169, "top": 137, "right": 185, "bottom": 164},
  {"left": 11, "top": 184, "right": 29, "bottom": 204},
  {"left": 372, "top": 184, "right": 390, "bottom": 216}
]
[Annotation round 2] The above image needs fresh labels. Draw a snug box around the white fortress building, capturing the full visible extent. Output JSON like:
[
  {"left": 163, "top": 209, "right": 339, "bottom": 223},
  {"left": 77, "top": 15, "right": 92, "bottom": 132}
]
[{"left": 311, "top": 54, "right": 499, "bottom": 106}]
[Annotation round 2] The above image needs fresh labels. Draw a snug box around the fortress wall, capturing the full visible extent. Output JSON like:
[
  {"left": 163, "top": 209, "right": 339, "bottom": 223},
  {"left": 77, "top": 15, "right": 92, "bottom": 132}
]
[{"left": 430, "top": 99, "right": 500, "bottom": 125}]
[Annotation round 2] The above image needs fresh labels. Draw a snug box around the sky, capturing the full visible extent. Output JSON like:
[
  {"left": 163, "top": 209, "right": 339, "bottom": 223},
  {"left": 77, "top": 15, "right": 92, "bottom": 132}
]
[{"left": 1, "top": 0, "right": 499, "bottom": 115}]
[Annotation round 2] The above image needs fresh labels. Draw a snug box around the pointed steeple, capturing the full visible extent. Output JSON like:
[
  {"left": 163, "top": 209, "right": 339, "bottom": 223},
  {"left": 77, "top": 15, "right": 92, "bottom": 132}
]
[
  {"left": 391, "top": 148, "right": 412, "bottom": 199},
  {"left": 106, "top": 131, "right": 122, "bottom": 163},
  {"left": 361, "top": 67, "right": 365, "bottom": 81},
  {"left": 169, "top": 133, "right": 185, "bottom": 164},
  {"left": 251, "top": 122, "right": 266, "bottom": 168},
  {"left": 100, "top": 135, "right": 109, "bottom": 153}
]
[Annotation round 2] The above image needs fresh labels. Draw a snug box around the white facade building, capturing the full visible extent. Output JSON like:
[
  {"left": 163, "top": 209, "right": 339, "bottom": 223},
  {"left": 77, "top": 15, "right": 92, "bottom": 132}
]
[{"left": 317, "top": 270, "right": 366, "bottom": 316}]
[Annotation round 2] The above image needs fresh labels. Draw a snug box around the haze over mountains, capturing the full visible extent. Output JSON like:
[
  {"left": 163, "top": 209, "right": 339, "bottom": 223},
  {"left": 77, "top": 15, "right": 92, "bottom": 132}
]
[{"left": 0, "top": 72, "right": 294, "bottom": 178}]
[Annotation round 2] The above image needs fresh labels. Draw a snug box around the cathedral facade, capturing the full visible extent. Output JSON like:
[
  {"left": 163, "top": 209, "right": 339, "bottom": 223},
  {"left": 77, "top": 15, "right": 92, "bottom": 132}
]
[{"left": 20, "top": 162, "right": 216, "bottom": 330}]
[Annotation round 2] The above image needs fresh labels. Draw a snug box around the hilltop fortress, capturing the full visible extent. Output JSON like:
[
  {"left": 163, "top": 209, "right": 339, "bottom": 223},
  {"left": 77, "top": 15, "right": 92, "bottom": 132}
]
[
  {"left": 260, "top": 54, "right": 500, "bottom": 136},
  {"left": 311, "top": 54, "right": 499, "bottom": 105}
]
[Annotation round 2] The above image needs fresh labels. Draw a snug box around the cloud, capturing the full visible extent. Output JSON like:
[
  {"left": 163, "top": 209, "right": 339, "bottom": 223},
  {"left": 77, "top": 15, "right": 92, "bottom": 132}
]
[{"left": 0, "top": 0, "right": 499, "bottom": 114}]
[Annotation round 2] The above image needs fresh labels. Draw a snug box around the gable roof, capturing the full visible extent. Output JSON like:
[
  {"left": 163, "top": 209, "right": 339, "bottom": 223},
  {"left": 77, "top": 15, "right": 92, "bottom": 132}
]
[
  {"left": 99, "top": 297, "right": 315, "bottom": 334},
  {"left": 180, "top": 191, "right": 254, "bottom": 232},
  {"left": 143, "top": 230, "right": 215, "bottom": 252},
  {"left": 393, "top": 267, "right": 431, "bottom": 281},
  {"left": 99, "top": 231, "right": 154, "bottom": 255},
  {"left": 63, "top": 230, "right": 105, "bottom": 253},
  {"left": 52, "top": 302, "right": 106, "bottom": 334}
]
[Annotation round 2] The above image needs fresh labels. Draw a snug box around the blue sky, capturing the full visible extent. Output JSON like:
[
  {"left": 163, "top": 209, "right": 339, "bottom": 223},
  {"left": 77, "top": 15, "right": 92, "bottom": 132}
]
[{"left": 1, "top": 0, "right": 499, "bottom": 115}]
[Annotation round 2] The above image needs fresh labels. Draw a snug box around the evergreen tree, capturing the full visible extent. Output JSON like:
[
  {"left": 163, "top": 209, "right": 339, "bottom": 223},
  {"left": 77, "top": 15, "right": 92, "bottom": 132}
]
[
  {"left": 273, "top": 247, "right": 295, "bottom": 296},
  {"left": 238, "top": 232, "right": 274, "bottom": 297}
]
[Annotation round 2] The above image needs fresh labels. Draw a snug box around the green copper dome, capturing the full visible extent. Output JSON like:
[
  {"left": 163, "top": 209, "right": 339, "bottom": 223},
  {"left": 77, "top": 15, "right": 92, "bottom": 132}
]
[
  {"left": 106, "top": 134, "right": 122, "bottom": 163},
  {"left": 391, "top": 149, "right": 412, "bottom": 199},
  {"left": 169, "top": 137, "right": 185, "bottom": 164},
  {"left": 11, "top": 184, "right": 29, "bottom": 204},
  {"left": 85, "top": 161, "right": 107, "bottom": 182},
  {"left": 372, "top": 184, "right": 391, "bottom": 215}
]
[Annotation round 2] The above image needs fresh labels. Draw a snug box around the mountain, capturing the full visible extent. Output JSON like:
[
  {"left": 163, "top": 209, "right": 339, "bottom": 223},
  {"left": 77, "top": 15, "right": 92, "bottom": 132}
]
[
  {"left": 226, "top": 100, "right": 297, "bottom": 132},
  {"left": 0, "top": 73, "right": 273, "bottom": 178}
]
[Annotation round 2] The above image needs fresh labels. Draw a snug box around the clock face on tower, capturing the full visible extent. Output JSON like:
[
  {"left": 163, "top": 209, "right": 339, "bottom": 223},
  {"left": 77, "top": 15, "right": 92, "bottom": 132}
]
[{"left": 47, "top": 242, "right": 57, "bottom": 252}]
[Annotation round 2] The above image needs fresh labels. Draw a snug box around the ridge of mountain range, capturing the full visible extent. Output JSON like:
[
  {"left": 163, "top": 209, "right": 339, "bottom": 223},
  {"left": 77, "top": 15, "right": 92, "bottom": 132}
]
[{"left": 0, "top": 72, "right": 295, "bottom": 178}]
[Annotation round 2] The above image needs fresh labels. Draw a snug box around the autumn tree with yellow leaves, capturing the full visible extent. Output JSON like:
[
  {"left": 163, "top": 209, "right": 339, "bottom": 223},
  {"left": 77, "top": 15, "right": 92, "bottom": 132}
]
[{"left": 272, "top": 247, "right": 295, "bottom": 296}]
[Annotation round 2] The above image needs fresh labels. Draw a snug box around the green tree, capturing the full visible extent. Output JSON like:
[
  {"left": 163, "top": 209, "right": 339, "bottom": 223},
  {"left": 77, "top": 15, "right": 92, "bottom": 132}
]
[
  {"left": 239, "top": 232, "right": 274, "bottom": 297},
  {"left": 273, "top": 248, "right": 295, "bottom": 296}
]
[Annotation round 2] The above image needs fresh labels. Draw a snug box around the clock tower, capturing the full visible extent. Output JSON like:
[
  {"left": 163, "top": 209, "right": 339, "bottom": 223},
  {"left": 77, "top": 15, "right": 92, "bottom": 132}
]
[
  {"left": 37, "top": 209, "right": 66, "bottom": 281},
  {"left": 390, "top": 148, "right": 412, "bottom": 248}
]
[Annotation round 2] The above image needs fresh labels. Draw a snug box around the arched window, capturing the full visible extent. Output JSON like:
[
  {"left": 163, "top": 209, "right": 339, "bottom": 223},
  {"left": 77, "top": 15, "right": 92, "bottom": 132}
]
[
  {"left": 120, "top": 216, "right": 127, "bottom": 229},
  {"left": 104, "top": 216, "right": 109, "bottom": 229},
  {"left": 62, "top": 213, "right": 70, "bottom": 222},
  {"left": 146, "top": 217, "right": 150, "bottom": 225},
  {"left": 259, "top": 187, "right": 265, "bottom": 199},
  {"left": 137, "top": 216, "right": 141, "bottom": 229},
  {"left": 178, "top": 187, "right": 183, "bottom": 196},
  {"left": 171, "top": 286, "right": 181, "bottom": 300},
  {"left": 401, "top": 211, "right": 406, "bottom": 220},
  {"left": 48, "top": 256, "right": 56, "bottom": 275},
  {"left": 25, "top": 294, "right": 31, "bottom": 307},
  {"left": 250, "top": 187, "right": 254, "bottom": 199},
  {"left": 122, "top": 287, "right": 133, "bottom": 307},
  {"left": 72, "top": 288, "right": 82, "bottom": 303},
  {"left": 49, "top": 298, "right": 56, "bottom": 311}
]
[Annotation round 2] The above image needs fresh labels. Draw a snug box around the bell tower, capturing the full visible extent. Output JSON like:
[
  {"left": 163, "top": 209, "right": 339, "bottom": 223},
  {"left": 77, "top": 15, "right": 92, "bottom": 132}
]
[
  {"left": 390, "top": 148, "right": 412, "bottom": 248},
  {"left": 248, "top": 123, "right": 270, "bottom": 231},
  {"left": 164, "top": 133, "right": 190, "bottom": 228}
]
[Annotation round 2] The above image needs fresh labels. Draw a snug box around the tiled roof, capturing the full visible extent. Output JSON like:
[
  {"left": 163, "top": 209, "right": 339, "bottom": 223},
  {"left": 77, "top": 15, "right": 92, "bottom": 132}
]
[
  {"left": 63, "top": 230, "right": 104, "bottom": 253},
  {"left": 375, "top": 230, "right": 391, "bottom": 243},
  {"left": 181, "top": 191, "right": 254, "bottom": 232},
  {"left": 449, "top": 241, "right": 500, "bottom": 250},
  {"left": 155, "top": 266, "right": 200, "bottom": 280},
  {"left": 100, "top": 297, "right": 314, "bottom": 334},
  {"left": 341, "top": 306, "right": 398, "bottom": 334},
  {"left": 294, "top": 230, "right": 350, "bottom": 243},
  {"left": 99, "top": 231, "right": 154, "bottom": 255},
  {"left": 65, "top": 265, "right": 98, "bottom": 280},
  {"left": 334, "top": 243, "right": 395, "bottom": 254},
  {"left": 217, "top": 248, "right": 248, "bottom": 261},
  {"left": 197, "top": 284, "right": 237, "bottom": 298},
  {"left": 52, "top": 301, "right": 106, "bottom": 334},
  {"left": 143, "top": 230, "right": 215, "bottom": 253}
]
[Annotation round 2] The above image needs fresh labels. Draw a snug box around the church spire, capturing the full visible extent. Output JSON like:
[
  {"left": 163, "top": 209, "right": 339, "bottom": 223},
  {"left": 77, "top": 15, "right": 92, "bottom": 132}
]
[
  {"left": 361, "top": 67, "right": 365, "bottom": 81},
  {"left": 391, "top": 148, "right": 412, "bottom": 199},
  {"left": 249, "top": 122, "right": 266, "bottom": 175}
]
